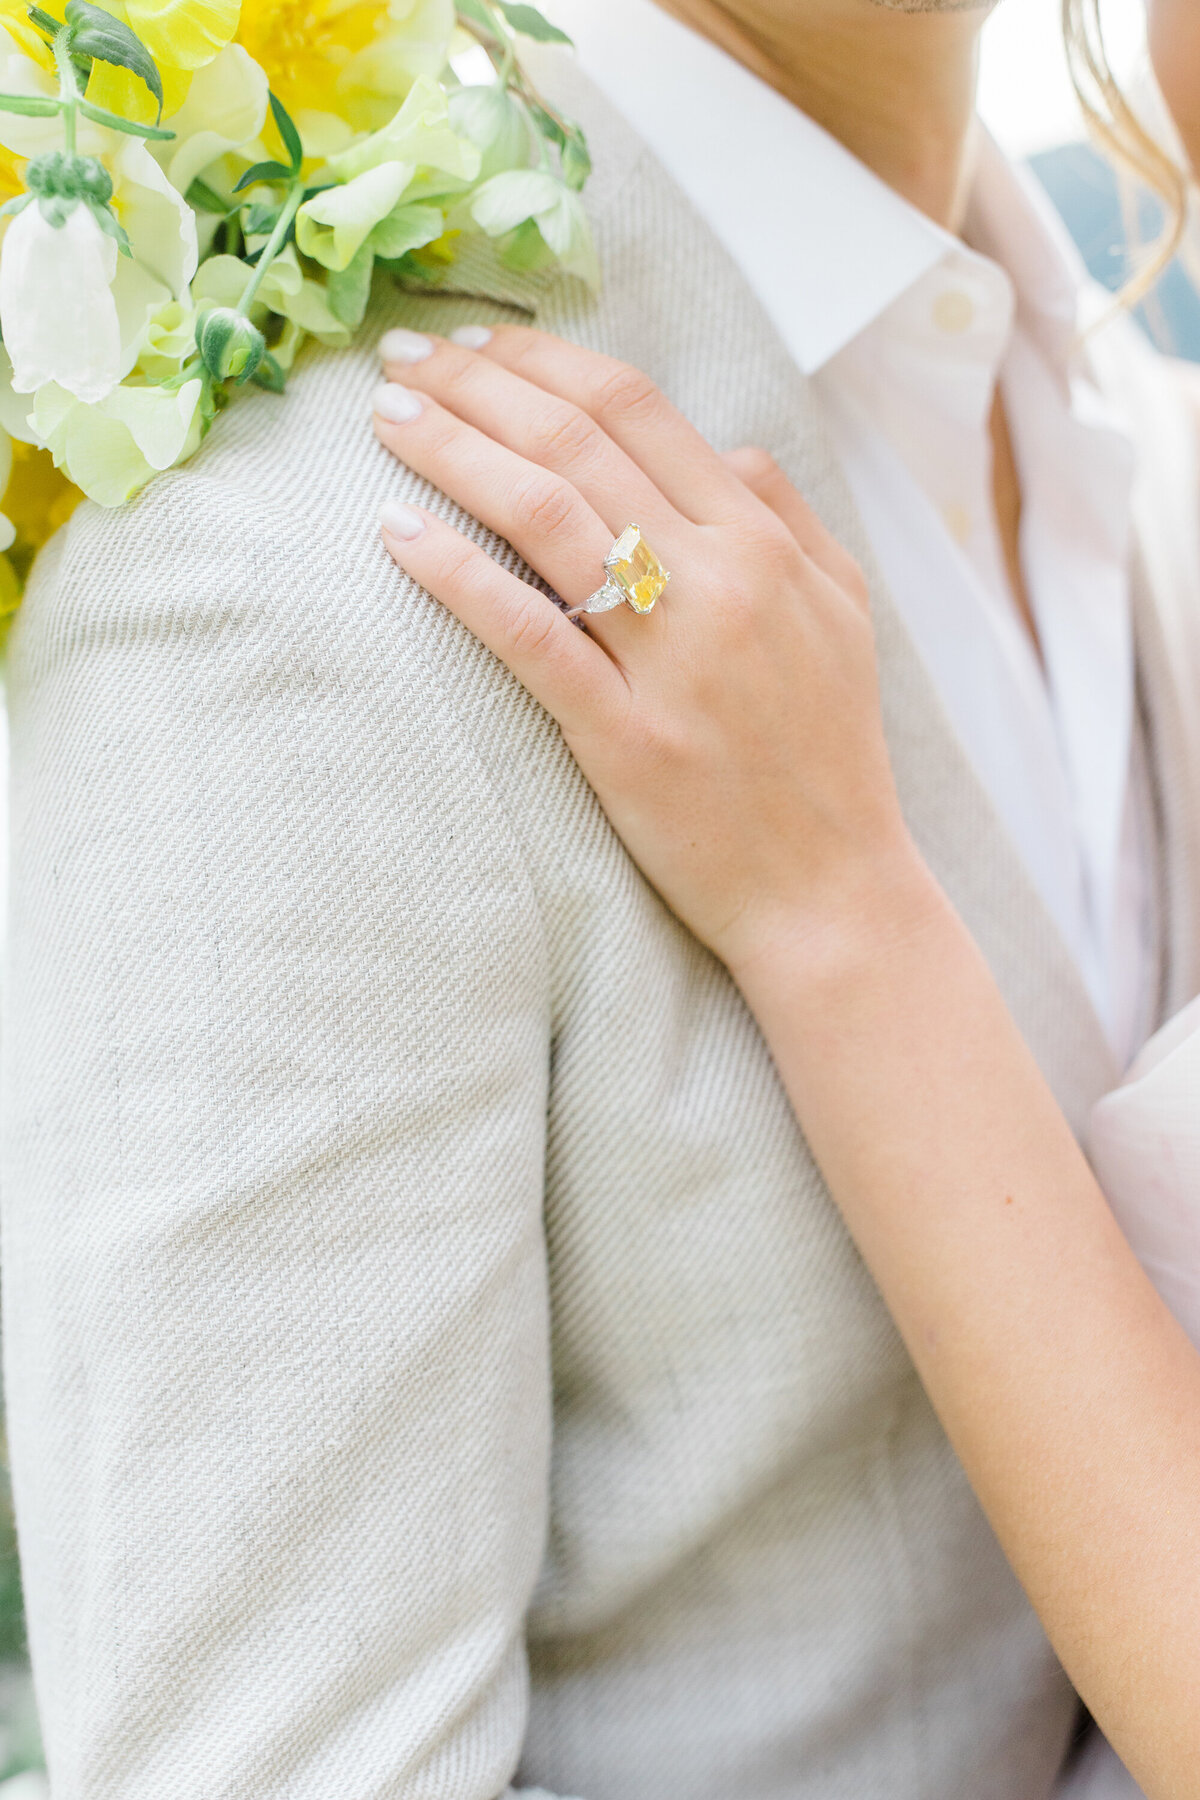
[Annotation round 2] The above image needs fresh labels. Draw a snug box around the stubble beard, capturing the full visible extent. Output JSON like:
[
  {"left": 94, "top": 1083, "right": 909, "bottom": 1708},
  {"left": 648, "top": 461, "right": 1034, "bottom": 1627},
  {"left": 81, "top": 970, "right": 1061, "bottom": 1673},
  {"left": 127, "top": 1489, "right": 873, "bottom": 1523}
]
[{"left": 865, "top": 0, "right": 998, "bottom": 11}]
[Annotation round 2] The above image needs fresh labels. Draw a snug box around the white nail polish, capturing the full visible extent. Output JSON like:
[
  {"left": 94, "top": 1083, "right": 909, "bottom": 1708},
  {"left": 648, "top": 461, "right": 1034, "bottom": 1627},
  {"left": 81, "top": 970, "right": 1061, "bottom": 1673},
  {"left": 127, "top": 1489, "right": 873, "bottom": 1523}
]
[
  {"left": 380, "top": 499, "right": 426, "bottom": 542},
  {"left": 373, "top": 382, "right": 424, "bottom": 424},
  {"left": 450, "top": 325, "right": 493, "bottom": 349},
  {"left": 379, "top": 327, "right": 434, "bottom": 364}
]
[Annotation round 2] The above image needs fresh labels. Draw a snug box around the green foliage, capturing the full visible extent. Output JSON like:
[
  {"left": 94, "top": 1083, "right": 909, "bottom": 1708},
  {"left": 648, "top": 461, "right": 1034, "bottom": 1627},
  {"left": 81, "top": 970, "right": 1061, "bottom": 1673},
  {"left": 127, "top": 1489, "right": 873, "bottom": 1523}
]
[
  {"left": 0, "top": 94, "right": 61, "bottom": 118},
  {"left": 268, "top": 91, "right": 303, "bottom": 174},
  {"left": 492, "top": 1, "right": 571, "bottom": 45},
  {"left": 65, "top": 0, "right": 164, "bottom": 120},
  {"left": 76, "top": 95, "right": 174, "bottom": 139},
  {"left": 196, "top": 306, "right": 267, "bottom": 383}
]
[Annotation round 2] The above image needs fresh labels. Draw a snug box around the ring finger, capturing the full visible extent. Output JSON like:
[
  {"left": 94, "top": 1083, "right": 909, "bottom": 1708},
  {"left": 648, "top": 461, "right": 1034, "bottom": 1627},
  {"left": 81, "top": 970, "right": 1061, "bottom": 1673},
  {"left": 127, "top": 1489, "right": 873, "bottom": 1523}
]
[{"left": 372, "top": 384, "right": 675, "bottom": 637}]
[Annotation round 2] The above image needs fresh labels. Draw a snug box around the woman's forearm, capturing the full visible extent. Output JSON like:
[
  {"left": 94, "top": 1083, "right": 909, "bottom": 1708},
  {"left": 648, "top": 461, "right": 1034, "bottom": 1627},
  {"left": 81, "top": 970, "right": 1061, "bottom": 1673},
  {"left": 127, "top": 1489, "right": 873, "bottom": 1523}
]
[{"left": 731, "top": 852, "right": 1200, "bottom": 1800}]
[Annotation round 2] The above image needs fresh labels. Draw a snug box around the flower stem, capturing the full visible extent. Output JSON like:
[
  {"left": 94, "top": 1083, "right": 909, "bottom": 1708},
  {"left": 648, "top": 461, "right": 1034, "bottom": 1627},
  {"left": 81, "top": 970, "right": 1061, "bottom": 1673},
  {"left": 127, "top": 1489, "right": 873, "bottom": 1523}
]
[
  {"left": 482, "top": 0, "right": 515, "bottom": 83},
  {"left": 51, "top": 27, "right": 79, "bottom": 156},
  {"left": 237, "top": 182, "right": 304, "bottom": 315}
]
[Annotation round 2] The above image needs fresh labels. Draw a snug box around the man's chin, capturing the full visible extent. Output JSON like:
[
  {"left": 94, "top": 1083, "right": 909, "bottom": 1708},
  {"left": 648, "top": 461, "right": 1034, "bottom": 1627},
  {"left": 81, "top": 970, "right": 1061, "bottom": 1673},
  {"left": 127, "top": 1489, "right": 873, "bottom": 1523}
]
[{"left": 865, "top": 0, "right": 999, "bottom": 12}]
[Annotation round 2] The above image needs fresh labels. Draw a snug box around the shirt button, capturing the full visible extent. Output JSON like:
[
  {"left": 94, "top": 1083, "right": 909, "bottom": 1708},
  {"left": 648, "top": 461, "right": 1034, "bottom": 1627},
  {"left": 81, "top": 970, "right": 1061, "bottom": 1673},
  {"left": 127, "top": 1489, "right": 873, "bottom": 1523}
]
[
  {"left": 942, "top": 503, "right": 972, "bottom": 544},
  {"left": 933, "top": 289, "right": 976, "bottom": 334}
]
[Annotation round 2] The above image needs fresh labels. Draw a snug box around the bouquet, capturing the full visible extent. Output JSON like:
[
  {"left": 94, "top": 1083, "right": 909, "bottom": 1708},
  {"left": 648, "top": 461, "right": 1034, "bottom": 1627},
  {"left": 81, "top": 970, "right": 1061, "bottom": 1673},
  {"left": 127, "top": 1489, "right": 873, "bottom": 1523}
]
[{"left": 0, "top": 0, "right": 595, "bottom": 634}]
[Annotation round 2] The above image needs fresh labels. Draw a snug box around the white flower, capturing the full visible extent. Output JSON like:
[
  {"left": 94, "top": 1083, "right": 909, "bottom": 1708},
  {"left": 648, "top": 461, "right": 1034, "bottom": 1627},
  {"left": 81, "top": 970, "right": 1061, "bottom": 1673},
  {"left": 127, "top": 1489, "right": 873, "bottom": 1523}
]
[
  {"left": 156, "top": 43, "right": 269, "bottom": 200},
  {"left": 32, "top": 376, "right": 205, "bottom": 507},
  {"left": 0, "top": 200, "right": 124, "bottom": 405},
  {"left": 469, "top": 168, "right": 598, "bottom": 287},
  {"left": 0, "top": 138, "right": 199, "bottom": 408}
]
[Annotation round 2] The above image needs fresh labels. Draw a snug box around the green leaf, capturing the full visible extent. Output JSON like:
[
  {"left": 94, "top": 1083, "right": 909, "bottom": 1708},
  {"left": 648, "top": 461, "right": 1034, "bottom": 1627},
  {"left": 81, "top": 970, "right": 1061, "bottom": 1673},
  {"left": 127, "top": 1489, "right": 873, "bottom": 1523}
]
[
  {"left": 269, "top": 90, "right": 303, "bottom": 175},
  {"left": 0, "top": 91, "right": 61, "bottom": 116},
  {"left": 38, "top": 190, "right": 75, "bottom": 226},
  {"left": 494, "top": 1, "right": 571, "bottom": 44},
  {"left": 232, "top": 159, "right": 293, "bottom": 193},
  {"left": 367, "top": 202, "right": 443, "bottom": 260},
  {"left": 561, "top": 125, "right": 590, "bottom": 190},
  {"left": 66, "top": 0, "right": 164, "bottom": 121},
  {"left": 252, "top": 351, "right": 287, "bottom": 393},
  {"left": 88, "top": 196, "right": 132, "bottom": 257},
  {"left": 77, "top": 94, "right": 174, "bottom": 138},
  {"left": 0, "top": 193, "right": 32, "bottom": 218},
  {"left": 242, "top": 199, "right": 281, "bottom": 236},
  {"left": 325, "top": 244, "right": 374, "bottom": 328},
  {"left": 455, "top": 0, "right": 494, "bottom": 33},
  {"left": 26, "top": 5, "right": 63, "bottom": 35},
  {"left": 527, "top": 99, "right": 564, "bottom": 152},
  {"left": 499, "top": 213, "right": 555, "bottom": 274},
  {"left": 186, "top": 176, "right": 234, "bottom": 215}
]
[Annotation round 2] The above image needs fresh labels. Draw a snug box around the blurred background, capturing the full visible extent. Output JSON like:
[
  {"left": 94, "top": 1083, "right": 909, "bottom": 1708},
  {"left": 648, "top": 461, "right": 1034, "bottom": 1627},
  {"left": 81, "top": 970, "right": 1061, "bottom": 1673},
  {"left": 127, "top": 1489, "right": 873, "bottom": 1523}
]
[{"left": 0, "top": 0, "right": 1195, "bottom": 1791}]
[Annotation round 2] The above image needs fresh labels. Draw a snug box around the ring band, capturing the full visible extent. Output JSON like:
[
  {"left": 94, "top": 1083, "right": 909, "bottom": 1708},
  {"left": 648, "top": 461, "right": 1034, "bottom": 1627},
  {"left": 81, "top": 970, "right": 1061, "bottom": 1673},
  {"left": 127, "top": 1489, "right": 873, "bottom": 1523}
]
[{"left": 570, "top": 524, "right": 671, "bottom": 619}]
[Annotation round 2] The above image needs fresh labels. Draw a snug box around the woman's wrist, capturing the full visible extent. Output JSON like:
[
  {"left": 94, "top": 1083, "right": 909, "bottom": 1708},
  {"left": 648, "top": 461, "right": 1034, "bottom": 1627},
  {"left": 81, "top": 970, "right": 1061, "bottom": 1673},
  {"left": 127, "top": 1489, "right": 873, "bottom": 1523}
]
[{"left": 721, "top": 835, "right": 952, "bottom": 1024}]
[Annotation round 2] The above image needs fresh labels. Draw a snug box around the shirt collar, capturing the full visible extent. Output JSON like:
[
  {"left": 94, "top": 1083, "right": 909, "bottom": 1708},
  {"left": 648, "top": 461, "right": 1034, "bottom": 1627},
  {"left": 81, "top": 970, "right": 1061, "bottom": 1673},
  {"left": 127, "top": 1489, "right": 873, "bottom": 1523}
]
[{"left": 561, "top": 0, "right": 1089, "bottom": 380}]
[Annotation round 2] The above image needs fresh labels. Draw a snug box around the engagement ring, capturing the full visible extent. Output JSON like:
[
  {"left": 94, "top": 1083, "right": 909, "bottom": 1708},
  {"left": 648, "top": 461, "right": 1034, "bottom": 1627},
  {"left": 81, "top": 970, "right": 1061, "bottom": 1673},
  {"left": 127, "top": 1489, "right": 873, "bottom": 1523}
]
[{"left": 571, "top": 524, "right": 671, "bottom": 618}]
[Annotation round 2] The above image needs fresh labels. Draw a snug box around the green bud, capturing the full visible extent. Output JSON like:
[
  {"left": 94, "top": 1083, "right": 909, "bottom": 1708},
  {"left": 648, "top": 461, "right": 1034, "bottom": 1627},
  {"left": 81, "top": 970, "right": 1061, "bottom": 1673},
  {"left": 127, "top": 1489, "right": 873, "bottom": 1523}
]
[
  {"left": 26, "top": 151, "right": 113, "bottom": 208},
  {"left": 195, "top": 306, "right": 266, "bottom": 385}
]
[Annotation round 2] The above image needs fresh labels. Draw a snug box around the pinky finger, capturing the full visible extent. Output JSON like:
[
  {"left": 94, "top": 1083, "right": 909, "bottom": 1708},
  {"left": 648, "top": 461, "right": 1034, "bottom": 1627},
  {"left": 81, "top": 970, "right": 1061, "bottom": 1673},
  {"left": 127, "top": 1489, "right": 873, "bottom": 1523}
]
[
  {"left": 721, "top": 447, "right": 871, "bottom": 614},
  {"left": 379, "top": 499, "right": 622, "bottom": 734}
]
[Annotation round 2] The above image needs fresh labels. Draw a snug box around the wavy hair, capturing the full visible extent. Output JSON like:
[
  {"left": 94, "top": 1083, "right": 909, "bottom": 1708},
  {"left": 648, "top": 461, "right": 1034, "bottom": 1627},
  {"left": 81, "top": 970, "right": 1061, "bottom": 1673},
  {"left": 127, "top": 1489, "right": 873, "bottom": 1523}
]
[{"left": 1062, "top": 0, "right": 1190, "bottom": 309}]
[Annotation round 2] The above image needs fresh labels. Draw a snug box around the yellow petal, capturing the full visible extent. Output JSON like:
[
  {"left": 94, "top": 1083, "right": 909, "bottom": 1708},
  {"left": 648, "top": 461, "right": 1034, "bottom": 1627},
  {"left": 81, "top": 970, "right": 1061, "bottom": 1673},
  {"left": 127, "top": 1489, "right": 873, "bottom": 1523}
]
[{"left": 127, "top": 0, "right": 242, "bottom": 70}]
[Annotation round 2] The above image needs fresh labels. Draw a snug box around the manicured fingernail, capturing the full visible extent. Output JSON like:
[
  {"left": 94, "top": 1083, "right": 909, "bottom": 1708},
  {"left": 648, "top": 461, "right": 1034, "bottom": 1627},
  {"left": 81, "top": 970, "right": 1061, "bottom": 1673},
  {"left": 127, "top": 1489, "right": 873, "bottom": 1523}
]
[
  {"left": 373, "top": 382, "right": 423, "bottom": 424},
  {"left": 380, "top": 500, "right": 426, "bottom": 542},
  {"left": 450, "top": 325, "right": 493, "bottom": 349},
  {"left": 379, "top": 327, "right": 434, "bottom": 364}
]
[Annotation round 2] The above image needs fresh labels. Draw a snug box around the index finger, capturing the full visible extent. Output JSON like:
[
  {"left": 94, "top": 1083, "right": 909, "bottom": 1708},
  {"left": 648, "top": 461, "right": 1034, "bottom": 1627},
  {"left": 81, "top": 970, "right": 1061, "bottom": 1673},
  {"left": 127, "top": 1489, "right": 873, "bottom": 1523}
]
[{"left": 447, "top": 325, "right": 752, "bottom": 527}]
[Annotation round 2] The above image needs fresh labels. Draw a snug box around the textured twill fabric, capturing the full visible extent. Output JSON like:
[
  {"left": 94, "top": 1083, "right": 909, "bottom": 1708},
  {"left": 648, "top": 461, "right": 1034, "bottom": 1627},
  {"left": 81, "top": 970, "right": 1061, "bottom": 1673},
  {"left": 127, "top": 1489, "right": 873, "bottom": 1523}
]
[{"left": 4, "top": 61, "right": 1200, "bottom": 1800}]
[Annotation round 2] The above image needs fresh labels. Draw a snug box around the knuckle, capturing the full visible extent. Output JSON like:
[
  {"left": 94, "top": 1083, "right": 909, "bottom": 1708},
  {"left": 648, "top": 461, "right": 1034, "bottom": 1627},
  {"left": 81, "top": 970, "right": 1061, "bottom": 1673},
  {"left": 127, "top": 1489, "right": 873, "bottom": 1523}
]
[
  {"left": 589, "top": 360, "right": 662, "bottom": 427},
  {"left": 527, "top": 401, "right": 599, "bottom": 470},
  {"left": 510, "top": 471, "right": 579, "bottom": 542},
  {"left": 437, "top": 352, "right": 485, "bottom": 406},
  {"left": 506, "top": 597, "right": 559, "bottom": 660},
  {"left": 438, "top": 531, "right": 484, "bottom": 593},
  {"left": 745, "top": 510, "right": 800, "bottom": 572},
  {"left": 840, "top": 558, "right": 871, "bottom": 611},
  {"left": 733, "top": 445, "right": 781, "bottom": 489}
]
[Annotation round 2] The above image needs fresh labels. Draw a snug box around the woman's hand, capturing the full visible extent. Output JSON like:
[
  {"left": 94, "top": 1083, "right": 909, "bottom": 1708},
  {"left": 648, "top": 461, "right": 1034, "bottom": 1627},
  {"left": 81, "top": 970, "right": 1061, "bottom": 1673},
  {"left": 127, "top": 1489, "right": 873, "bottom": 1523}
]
[{"left": 374, "top": 324, "right": 918, "bottom": 982}]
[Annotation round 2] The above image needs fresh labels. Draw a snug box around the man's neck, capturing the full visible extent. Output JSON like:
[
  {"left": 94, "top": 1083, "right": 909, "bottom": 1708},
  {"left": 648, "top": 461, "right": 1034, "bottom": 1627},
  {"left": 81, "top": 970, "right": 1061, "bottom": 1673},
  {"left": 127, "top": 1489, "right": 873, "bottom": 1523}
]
[{"left": 653, "top": 0, "right": 987, "bottom": 231}]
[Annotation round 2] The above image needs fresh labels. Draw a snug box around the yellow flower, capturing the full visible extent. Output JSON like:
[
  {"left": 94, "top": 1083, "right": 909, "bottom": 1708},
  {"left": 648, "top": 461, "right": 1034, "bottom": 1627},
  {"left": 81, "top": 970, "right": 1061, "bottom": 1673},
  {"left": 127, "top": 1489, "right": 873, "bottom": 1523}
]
[
  {"left": 90, "top": 0, "right": 242, "bottom": 121},
  {"left": 0, "top": 2, "right": 49, "bottom": 63},
  {"left": 235, "top": 0, "right": 455, "bottom": 135},
  {"left": 0, "top": 439, "right": 82, "bottom": 636},
  {"left": 0, "top": 0, "right": 244, "bottom": 124},
  {"left": 3, "top": 438, "right": 83, "bottom": 555}
]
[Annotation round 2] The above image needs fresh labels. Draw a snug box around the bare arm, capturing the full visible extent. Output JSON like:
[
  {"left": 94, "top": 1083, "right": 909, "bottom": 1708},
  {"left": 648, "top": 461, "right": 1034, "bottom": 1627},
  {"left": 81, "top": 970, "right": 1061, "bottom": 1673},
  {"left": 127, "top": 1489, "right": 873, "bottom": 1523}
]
[
  {"left": 732, "top": 859, "right": 1200, "bottom": 1800},
  {"left": 373, "top": 322, "right": 1200, "bottom": 1800}
]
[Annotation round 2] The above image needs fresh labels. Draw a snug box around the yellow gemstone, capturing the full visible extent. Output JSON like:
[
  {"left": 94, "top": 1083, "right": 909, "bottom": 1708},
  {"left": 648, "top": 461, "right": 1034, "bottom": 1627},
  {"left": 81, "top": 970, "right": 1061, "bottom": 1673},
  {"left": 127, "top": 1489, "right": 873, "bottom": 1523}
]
[{"left": 605, "top": 524, "right": 670, "bottom": 614}]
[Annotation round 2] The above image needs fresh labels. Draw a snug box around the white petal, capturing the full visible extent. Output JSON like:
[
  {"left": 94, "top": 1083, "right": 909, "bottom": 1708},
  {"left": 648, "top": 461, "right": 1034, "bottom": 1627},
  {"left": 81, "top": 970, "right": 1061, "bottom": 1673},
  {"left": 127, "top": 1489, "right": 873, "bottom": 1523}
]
[
  {"left": 113, "top": 138, "right": 200, "bottom": 295},
  {"left": 110, "top": 255, "right": 173, "bottom": 379},
  {"left": 296, "top": 162, "right": 412, "bottom": 270},
  {"left": 0, "top": 204, "right": 123, "bottom": 404},
  {"left": 101, "top": 378, "right": 203, "bottom": 471},
  {"left": 161, "top": 45, "right": 269, "bottom": 198},
  {"left": 0, "top": 348, "right": 38, "bottom": 444},
  {"left": 0, "top": 41, "right": 63, "bottom": 158}
]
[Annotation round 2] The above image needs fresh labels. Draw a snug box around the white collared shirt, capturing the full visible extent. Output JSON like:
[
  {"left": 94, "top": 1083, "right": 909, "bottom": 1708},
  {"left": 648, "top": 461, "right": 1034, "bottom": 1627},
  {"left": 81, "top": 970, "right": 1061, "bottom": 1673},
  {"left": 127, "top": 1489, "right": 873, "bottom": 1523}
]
[{"left": 554, "top": 0, "right": 1156, "bottom": 1065}]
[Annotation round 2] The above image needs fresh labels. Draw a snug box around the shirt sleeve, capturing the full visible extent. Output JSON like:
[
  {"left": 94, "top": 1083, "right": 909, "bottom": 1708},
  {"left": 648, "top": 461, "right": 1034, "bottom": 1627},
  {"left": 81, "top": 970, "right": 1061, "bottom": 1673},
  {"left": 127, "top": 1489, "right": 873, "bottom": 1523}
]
[{"left": 0, "top": 492, "right": 578, "bottom": 1800}]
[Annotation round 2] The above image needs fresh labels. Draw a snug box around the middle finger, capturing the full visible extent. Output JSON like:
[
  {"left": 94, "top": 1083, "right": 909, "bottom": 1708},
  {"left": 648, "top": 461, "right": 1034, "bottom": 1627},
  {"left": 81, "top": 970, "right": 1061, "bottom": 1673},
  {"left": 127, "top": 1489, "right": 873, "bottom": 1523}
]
[{"left": 379, "top": 328, "right": 681, "bottom": 547}]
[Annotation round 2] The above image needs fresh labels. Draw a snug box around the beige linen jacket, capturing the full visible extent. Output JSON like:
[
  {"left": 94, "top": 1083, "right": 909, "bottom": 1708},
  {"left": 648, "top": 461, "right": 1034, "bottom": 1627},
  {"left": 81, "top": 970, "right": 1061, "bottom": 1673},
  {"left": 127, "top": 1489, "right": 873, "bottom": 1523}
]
[{"left": 4, "top": 61, "right": 1200, "bottom": 1800}]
